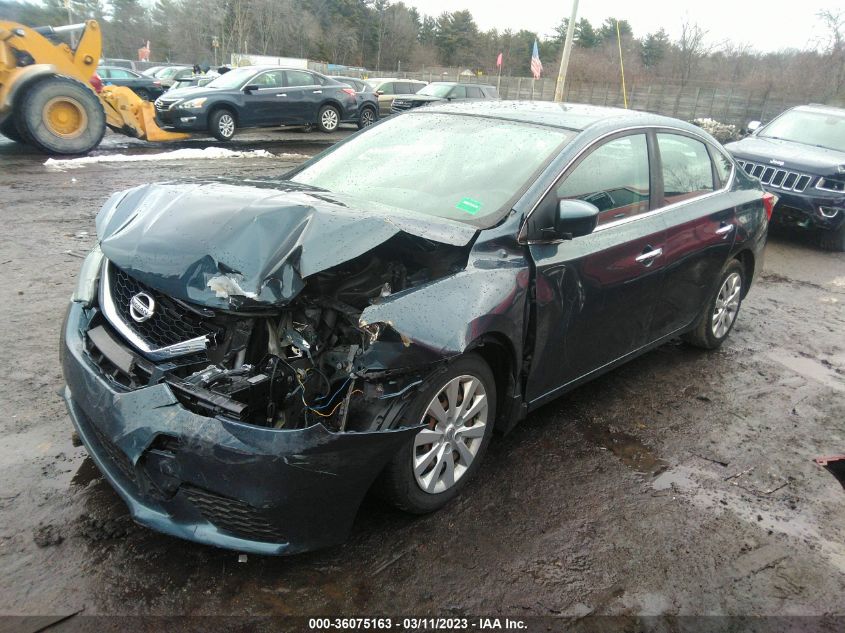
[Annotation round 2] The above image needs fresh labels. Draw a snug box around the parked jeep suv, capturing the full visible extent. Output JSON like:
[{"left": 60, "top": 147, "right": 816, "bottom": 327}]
[{"left": 725, "top": 104, "right": 845, "bottom": 251}]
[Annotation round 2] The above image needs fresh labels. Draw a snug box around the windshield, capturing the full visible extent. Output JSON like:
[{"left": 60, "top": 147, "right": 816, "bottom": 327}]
[
  {"left": 759, "top": 109, "right": 845, "bottom": 152},
  {"left": 291, "top": 112, "right": 574, "bottom": 227},
  {"left": 205, "top": 67, "right": 256, "bottom": 89},
  {"left": 417, "top": 84, "right": 454, "bottom": 98},
  {"left": 155, "top": 66, "right": 186, "bottom": 79}
]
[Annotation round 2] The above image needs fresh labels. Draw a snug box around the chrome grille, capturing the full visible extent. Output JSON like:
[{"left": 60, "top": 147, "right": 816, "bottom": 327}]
[
  {"left": 100, "top": 262, "right": 213, "bottom": 361},
  {"left": 736, "top": 159, "right": 813, "bottom": 193},
  {"left": 154, "top": 98, "right": 179, "bottom": 112}
]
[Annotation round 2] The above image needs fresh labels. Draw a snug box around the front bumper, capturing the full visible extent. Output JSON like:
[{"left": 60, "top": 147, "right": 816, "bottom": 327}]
[
  {"left": 154, "top": 106, "right": 209, "bottom": 131},
  {"left": 61, "top": 302, "right": 418, "bottom": 555},
  {"left": 766, "top": 189, "right": 845, "bottom": 232}
]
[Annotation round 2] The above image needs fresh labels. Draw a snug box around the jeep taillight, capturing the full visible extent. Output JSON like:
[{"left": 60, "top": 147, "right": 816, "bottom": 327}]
[{"left": 762, "top": 192, "right": 777, "bottom": 221}]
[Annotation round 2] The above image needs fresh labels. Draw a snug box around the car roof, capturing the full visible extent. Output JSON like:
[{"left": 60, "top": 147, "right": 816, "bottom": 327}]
[
  {"left": 367, "top": 77, "right": 424, "bottom": 83},
  {"left": 418, "top": 100, "right": 704, "bottom": 133}
]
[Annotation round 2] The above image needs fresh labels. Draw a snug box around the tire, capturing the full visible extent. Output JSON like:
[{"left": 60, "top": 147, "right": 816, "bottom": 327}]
[
  {"left": 380, "top": 353, "right": 497, "bottom": 514},
  {"left": 134, "top": 88, "right": 151, "bottom": 101},
  {"left": 316, "top": 104, "right": 340, "bottom": 133},
  {"left": 819, "top": 224, "right": 845, "bottom": 252},
  {"left": 0, "top": 117, "right": 25, "bottom": 144},
  {"left": 209, "top": 108, "right": 236, "bottom": 141},
  {"left": 357, "top": 106, "right": 377, "bottom": 130},
  {"left": 14, "top": 76, "right": 105, "bottom": 155},
  {"left": 682, "top": 259, "right": 745, "bottom": 350}
]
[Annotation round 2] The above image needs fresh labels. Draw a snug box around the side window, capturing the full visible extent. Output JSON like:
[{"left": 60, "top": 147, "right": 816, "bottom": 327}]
[
  {"left": 253, "top": 71, "right": 284, "bottom": 88},
  {"left": 657, "top": 133, "right": 714, "bottom": 205},
  {"left": 112, "top": 69, "right": 135, "bottom": 79},
  {"left": 710, "top": 148, "right": 733, "bottom": 187},
  {"left": 556, "top": 133, "right": 651, "bottom": 225},
  {"left": 411, "top": 82, "right": 425, "bottom": 93},
  {"left": 378, "top": 82, "right": 394, "bottom": 94},
  {"left": 466, "top": 86, "right": 483, "bottom": 98},
  {"left": 98, "top": 69, "right": 112, "bottom": 78},
  {"left": 449, "top": 85, "right": 467, "bottom": 99},
  {"left": 284, "top": 70, "right": 315, "bottom": 87}
]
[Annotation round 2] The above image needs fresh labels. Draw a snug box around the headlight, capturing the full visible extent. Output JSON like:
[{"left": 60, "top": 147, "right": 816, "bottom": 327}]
[
  {"left": 179, "top": 97, "right": 207, "bottom": 109},
  {"left": 71, "top": 244, "right": 104, "bottom": 307}
]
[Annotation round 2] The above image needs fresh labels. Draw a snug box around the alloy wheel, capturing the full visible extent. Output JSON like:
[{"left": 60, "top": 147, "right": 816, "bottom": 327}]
[
  {"left": 321, "top": 108, "right": 339, "bottom": 130},
  {"left": 413, "top": 375, "right": 488, "bottom": 495},
  {"left": 218, "top": 114, "right": 235, "bottom": 138},
  {"left": 712, "top": 272, "right": 742, "bottom": 338},
  {"left": 360, "top": 109, "right": 375, "bottom": 127}
]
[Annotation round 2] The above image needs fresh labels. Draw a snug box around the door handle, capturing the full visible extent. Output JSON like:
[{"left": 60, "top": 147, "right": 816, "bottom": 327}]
[
  {"left": 275, "top": 93, "right": 287, "bottom": 97},
  {"left": 635, "top": 247, "right": 663, "bottom": 264},
  {"left": 312, "top": 90, "right": 322, "bottom": 94},
  {"left": 716, "top": 223, "right": 734, "bottom": 236}
]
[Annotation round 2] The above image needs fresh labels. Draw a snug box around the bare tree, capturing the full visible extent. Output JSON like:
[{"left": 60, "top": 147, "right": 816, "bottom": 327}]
[
  {"left": 816, "top": 9, "right": 845, "bottom": 94},
  {"left": 676, "top": 20, "right": 714, "bottom": 86}
]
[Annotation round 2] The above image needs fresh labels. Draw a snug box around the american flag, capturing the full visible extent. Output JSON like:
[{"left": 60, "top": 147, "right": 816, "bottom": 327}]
[{"left": 530, "top": 40, "right": 542, "bottom": 79}]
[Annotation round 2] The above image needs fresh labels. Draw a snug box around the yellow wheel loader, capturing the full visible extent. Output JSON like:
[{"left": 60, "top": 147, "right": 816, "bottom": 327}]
[{"left": 0, "top": 19, "right": 187, "bottom": 155}]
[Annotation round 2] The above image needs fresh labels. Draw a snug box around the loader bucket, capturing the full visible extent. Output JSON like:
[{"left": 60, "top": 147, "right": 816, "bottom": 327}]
[{"left": 100, "top": 86, "right": 189, "bottom": 142}]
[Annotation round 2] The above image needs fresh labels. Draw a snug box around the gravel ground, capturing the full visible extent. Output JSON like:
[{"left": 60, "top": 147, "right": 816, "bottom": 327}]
[{"left": 0, "top": 128, "right": 843, "bottom": 626}]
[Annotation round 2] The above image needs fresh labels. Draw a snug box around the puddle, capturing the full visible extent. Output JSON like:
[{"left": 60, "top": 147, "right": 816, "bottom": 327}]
[
  {"left": 767, "top": 350, "right": 845, "bottom": 392},
  {"left": 580, "top": 424, "right": 667, "bottom": 475}
]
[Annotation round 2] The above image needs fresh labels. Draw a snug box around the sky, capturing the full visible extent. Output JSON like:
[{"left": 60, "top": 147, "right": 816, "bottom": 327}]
[{"left": 409, "top": 0, "right": 836, "bottom": 53}]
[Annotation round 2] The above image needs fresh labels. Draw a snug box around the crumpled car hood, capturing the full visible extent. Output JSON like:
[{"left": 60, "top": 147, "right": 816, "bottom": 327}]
[{"left": 96, "top": 178, "right": 477, "bottom": 310}]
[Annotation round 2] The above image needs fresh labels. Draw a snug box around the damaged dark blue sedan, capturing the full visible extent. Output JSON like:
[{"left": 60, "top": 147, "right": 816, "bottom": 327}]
[{"left": 61, "top": 101, "right": 769, "bottom": 555}]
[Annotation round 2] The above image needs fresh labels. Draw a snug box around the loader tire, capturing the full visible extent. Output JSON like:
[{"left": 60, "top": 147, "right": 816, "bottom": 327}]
[
  {"left": 0, "top": 118, "right": 25, "bottom": 144},
  {"left": 14, "top": 76, "right": 106, "bottom": 155}
]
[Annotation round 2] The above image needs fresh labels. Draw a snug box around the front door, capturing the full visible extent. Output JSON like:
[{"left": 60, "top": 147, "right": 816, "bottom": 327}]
[
  {"left": 246, "top": 70, "right": 287, "bottom": 126},
  {"left": 526, "top": 132, "right": 667, "bottom": 404},
  {"left": 281, "top": 70, "right": 322, "bottom": 123}
]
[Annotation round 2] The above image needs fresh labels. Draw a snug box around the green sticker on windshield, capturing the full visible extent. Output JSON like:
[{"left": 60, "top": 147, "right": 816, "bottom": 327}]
[{"left": 456, "top": 197, "right": 483, "bottom": 215}]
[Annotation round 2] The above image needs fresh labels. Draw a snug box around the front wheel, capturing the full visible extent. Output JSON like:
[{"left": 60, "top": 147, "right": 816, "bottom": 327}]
[
  {"left": 209, "top": 109, "right": 236, "bottom": 141},
  {"left": 682, "top": 259, "right": 745, "bottom": 350},
  {"left": 317, "top": 104, "right": 340, "bottom": 133},
  {"left": 380, "top": 353, "right": 496, "bottom": 514},
  {"left": 819, "top": 224, "right": 845, "bottom": 252},
  {"left": 14, "top": 75, "right": 105, "bottom": 155}
]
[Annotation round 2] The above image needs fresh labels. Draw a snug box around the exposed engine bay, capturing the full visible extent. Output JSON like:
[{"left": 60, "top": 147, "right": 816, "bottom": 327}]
[{"left": 91, "top": 233, "right": 468, "bottom": 432}]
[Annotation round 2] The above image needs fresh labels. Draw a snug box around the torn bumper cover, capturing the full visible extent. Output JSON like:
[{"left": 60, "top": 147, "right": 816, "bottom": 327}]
[{"left": 62, "top": 302, "right": 419, "bottom": 555}]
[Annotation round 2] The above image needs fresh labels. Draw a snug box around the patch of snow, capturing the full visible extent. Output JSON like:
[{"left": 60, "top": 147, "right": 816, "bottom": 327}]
[{"left": 44, "top": 147, "right": 307, "bottom": 170}]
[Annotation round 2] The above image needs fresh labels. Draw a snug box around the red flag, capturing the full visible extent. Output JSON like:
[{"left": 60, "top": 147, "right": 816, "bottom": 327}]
[{"left": 496, "top": 52, "right": 503, "bottom": 69}]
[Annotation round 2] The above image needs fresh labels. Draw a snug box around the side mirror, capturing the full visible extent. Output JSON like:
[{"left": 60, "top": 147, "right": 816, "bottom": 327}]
[
  {"left": 555, "top": 199, "right": 599, "bottom": 239},
  {"left": 375, "top": 90, "right": 384, "bottom": 96},
  {"left": 243, "top": 84, "right": 259, "bottom": 93},
  {"left": 746, "top": 120, "right": 761, "bottom": 134}
]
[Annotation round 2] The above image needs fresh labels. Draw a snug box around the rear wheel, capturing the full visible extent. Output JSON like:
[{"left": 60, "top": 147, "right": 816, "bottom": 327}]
[
  {"left": 682, "top": 259, "right": 745, "bottom": 350},
  {"left": 0, "top": 118, "right": 25, "bottom": 144},
  {"left": 209, "top": 108, "right": 236, "bottom": 141},
  {"left": 819, "top": 224, "right": 845, "bottom": 252},
  {"left": 357, "top": 106, "right": 377, "bottom": 129},
  {"left": 380, "top": 353, "right": 496, "bottom": 514},
  {"left": 14, "top": 76, "right": 105, "bottom": 155},
  {"left": 317, "top": 104, "right": 340, "bottom": 133}
]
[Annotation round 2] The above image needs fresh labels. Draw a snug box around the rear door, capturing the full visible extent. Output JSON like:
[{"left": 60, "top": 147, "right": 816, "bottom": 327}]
[
  {"left": 281, "top": 70, "right": 323, "bottom": 123},
  {"left": 650, "top": 131, "right": 737, "bottom": 339},
  {"left": 526, "top": 132, "right": 667, "bottom": 403},
  {"left": 376, "top": 82, "right": 395, "bottom": 116}
]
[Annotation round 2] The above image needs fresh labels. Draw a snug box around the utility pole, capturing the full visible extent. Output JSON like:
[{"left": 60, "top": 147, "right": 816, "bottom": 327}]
[
  {"left": 63, "top": 0, "right": 77, "bottom": 48},
  {"left": 553, "top": 0, "right": 579, "bottom": 103}
]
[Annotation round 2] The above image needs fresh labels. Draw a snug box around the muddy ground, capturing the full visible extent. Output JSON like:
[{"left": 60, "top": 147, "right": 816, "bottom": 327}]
[{"left": 0, "top": 128, "right": 844, "bottom": 627}]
